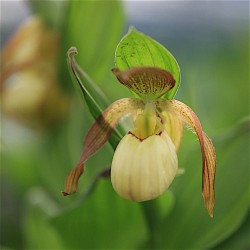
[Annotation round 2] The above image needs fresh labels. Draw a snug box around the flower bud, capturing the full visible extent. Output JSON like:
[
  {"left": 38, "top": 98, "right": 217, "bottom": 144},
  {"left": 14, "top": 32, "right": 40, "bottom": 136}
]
[{"left": 111, "top": 131, "right": 178, "bottom": 202}]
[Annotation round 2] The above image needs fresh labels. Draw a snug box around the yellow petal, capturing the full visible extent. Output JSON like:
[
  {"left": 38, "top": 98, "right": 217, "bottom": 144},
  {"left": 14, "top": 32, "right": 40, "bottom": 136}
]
[
  {"left": 132, "top": 101, "right": 157, "bottom": 139},
  {"left": 168, "top": 99, "right": 216, "bottom": 217},
  {"left": 160, "top": 110, "right": 183, "bottom": 152},
  {"left": 111, "top": 131, "right": 178, "bottom": 202}
]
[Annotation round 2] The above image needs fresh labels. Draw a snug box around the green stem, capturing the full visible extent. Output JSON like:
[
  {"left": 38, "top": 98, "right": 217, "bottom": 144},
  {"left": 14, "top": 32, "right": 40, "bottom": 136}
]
[{"left": 141, "top": 200, "right": 162, "bottom": 249}]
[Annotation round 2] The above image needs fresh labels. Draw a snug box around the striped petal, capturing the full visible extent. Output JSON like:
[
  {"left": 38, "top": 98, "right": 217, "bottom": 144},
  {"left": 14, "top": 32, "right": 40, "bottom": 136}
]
[
  {"left": 63, "top": 98, "right": 144, "bottom": 196},
  {"left": 112, "top": 67, "right": 175, "bottom": 100},
  {"left": 162, "top": 99, "right": 216, "bottom": 217}
]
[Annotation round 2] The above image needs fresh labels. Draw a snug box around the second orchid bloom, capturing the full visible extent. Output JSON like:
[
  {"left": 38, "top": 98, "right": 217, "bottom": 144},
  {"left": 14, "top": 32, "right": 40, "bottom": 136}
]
[{"left": 63, "top": 30, "right": 216, "bottom": 217}]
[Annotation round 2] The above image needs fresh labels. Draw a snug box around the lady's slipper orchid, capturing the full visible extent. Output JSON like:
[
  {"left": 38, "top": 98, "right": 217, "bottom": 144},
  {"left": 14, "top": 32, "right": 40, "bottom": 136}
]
[{"left": 63, "top": 51, "right": 216, "bottom": 217}]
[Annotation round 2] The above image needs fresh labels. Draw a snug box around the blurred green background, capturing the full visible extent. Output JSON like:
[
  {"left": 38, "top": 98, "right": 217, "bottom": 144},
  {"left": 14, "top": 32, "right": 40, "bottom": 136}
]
[{"left": 1, "top": 1, "right": 249, "bottom": 249}]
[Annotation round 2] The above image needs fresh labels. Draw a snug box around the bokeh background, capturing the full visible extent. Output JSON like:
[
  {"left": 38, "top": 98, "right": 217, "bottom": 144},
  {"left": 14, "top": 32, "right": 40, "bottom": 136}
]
[{"left": 1, "top": 1, "right": 249, "bottom": 249}]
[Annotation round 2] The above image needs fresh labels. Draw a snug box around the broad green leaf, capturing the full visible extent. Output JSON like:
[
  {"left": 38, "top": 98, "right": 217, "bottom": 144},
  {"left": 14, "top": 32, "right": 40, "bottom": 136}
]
[
  {"left": 179, "top": 30, "right": 249, "bottom": 132},
  {"left": 22, "top": 188, "right": 65, "bottom": 249},
  {"left": 115, "top": 28, "right": 180, "bottom": 99},
  {"left": 60, "top": 0, "right": 124, "bottom": 84},
  {"left": 154, "top": 119, "right": 249, "bottom": 248},
  {"left": 61, "top": 0, "right": 126, "bottom": 148},
  {"left": 212, "top": 213, "right": 249, "bottom": 249},
  {"left": 52, "top": 180, "right": 147, "bottom": 249}
]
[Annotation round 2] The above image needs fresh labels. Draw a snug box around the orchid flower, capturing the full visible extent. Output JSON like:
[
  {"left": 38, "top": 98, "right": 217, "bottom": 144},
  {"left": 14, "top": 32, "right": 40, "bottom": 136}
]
[{"left": 63, "top": 30, "right": 216, "bottom": 217}]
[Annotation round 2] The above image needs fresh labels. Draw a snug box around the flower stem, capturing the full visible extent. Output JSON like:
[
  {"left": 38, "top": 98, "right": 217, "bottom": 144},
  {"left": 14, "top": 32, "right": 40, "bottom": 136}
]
[{"left": 141, "top": 200, "right": 162, "bottom": 249}]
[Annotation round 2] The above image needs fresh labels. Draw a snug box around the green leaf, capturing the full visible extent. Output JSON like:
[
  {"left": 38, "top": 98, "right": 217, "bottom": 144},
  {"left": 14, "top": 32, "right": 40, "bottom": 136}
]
[
  {"left": 22, "top": 188, "right": 65, "bottom": 249},
  {"left": 67, "top": 47, "right": 108, "bottom": 120},
  {"left": 212, "top": 213, "right": 250, "bottom": 249},
  {"left": 154, "top": 120, "right": 249, "bottom": 248},
  {"left": 52, "top": 180, "right": 147, "bottom": 249},
  {"left": 61, "top": 0, "right": 124, "bottom": 84},
  {"left": 67, "top": 47, "right": 124, "bottom": 149},
  {"left": 61, "top": 0, "right": 126, "bottom": 148},
  {"left": 28, "top": 1, "right": 67, "bottom": 29},
  {"left": 115, "top": 27, "right": 180, "bottom": 99}
]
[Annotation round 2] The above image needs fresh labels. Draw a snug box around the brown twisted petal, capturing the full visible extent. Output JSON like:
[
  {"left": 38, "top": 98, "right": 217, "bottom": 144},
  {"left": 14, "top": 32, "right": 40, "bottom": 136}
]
[
  {"left": 62, "top": 163, "right": 84, "bottom": 196},
  {"left": 63, "top": 98, "right": 144, "bottom": 196},
  {"left": 202, "top": 132, "right": 216, "bottom": 216},
  {"left": 112, "top": 67, "right": 175, "bottom": 100},
  {"left": 165, "top": 99, "right": 216, "bottom": 217}
]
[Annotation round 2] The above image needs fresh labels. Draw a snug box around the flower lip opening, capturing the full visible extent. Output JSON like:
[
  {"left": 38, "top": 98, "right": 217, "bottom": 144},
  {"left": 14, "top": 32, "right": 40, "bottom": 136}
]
[
  {"left": 128, "top": 130, "right": 163, "bottom": 142},
  {"left": 130, "top": 101, "right": 164, "bottom": 140},
  {"left": 112, "top": 67, "right": 175, "bottom": 100}
]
